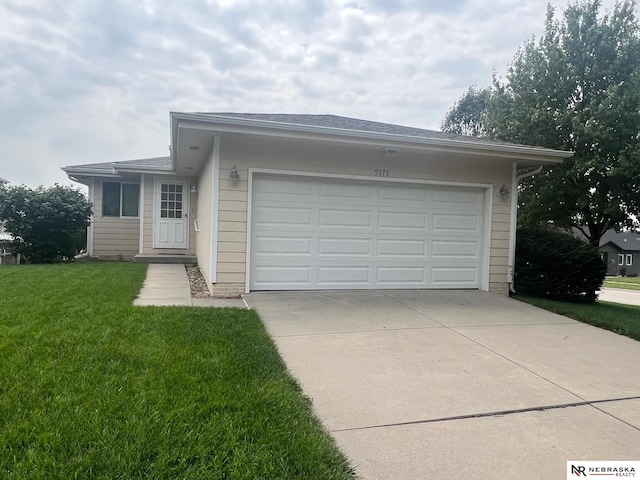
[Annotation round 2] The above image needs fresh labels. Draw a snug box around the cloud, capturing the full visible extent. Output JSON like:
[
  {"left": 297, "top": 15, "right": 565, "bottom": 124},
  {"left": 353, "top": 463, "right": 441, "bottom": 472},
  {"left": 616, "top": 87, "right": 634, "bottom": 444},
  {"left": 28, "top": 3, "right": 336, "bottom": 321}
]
[{"left": 0, "top": 0, "right": 634, "bottom": 186}]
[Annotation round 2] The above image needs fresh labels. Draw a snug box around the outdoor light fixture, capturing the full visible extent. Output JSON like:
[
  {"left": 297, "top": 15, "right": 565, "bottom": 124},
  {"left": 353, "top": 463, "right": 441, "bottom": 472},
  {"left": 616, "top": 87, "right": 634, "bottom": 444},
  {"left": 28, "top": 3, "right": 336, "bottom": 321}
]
[
  {"left": 382, "top": 147, "right": 398, "bottom": 157},
  {"left": 230, "top": 165, "right": 240, "bottom": 184},
  {"left": 500, "top": 185, "right": 510, "bottom": 200},
  {"left": 190, "top": 185, "right": 198, "bottom": 194}
]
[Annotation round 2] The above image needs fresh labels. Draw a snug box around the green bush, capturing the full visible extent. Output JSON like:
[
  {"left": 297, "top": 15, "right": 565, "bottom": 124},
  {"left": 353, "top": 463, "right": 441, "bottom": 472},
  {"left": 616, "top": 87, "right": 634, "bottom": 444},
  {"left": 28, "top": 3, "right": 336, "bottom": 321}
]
[
  {"left": 515, "top": 226, "right": 605, "bottom": 303},
  {"left": 0, "top": 184, "right": 92, "bottom": 263}
]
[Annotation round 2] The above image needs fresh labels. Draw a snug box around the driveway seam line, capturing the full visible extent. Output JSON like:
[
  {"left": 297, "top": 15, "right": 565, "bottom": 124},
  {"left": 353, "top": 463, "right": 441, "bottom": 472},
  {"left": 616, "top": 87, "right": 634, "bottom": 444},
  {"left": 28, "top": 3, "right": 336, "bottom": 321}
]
[{"left": 331, "top": 395, "right": 640, "bottom": 433}]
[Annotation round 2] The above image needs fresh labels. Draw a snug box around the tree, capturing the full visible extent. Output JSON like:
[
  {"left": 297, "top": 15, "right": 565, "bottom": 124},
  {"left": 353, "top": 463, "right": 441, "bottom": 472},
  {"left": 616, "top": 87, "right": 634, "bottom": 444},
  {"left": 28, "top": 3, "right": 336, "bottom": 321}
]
[
  {"left": 0, "top": 184, "right": 92, "bottom": 263},
  {"left": 444, "top": 0, "right": 640, "bottom": 247},
  {"left": 441, "top": 85, "right": 491, "bottom": 137},
  {"left": 515, "top": 226, "right": 605, "bottom": 302}
]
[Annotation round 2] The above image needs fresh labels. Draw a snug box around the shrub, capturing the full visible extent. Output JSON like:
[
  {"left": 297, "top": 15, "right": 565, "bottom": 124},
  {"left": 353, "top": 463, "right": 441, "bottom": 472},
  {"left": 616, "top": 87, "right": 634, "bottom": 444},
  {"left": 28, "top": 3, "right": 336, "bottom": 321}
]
[
  {"left": 0, "top": 184, "right": 92, "bottom": 263},
  {"left": 515, "top": 226, "right": 605, "bottom": 303}
]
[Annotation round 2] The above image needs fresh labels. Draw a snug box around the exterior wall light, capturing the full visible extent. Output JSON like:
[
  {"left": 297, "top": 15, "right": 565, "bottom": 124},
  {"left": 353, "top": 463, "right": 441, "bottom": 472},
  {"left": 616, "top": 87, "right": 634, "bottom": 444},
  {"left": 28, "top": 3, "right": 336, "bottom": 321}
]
[
  {"left": 500, "top": 185, "right": 510, "bottom": 200},
  {"left": 382, "top": 147, "right": 398, "bottom": 156},
  {"left": 190, "top": 185, "right": 198, "bottom": 194},
  {"left": 230, "top": 165, "right": 240, "bottom": 184}
]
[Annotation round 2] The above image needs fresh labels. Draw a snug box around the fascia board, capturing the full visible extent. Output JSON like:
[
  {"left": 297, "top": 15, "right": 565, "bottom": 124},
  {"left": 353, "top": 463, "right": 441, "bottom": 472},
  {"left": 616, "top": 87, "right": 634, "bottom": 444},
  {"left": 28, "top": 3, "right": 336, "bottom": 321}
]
[
  {"left": 170, "top": 111, "right": 572, "bottom": 163},
  {"left": 114, "top": 165, "right": 174, "bottom": 174}
]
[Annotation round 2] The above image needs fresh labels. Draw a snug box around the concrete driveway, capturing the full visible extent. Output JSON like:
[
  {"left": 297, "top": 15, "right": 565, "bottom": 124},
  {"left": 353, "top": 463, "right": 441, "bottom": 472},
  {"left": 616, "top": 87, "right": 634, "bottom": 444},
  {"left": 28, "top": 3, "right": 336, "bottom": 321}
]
[{"left": 244, "top": 290, "right": 640, "bottom": 480}]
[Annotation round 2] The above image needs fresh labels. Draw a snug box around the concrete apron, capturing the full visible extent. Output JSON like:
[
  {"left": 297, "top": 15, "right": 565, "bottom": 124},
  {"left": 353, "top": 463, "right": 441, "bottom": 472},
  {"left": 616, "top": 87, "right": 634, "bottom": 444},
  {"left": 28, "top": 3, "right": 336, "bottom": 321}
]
[{"left": 244, "top": 290, "right": 640, "bottom": 480}]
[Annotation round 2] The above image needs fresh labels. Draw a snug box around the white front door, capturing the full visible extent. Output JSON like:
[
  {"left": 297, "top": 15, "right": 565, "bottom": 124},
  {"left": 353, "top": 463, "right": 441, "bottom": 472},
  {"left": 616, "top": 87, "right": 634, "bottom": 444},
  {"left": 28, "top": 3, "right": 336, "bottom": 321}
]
[{"left": 154, "top": 179, "right": 189, "bottom": 249}]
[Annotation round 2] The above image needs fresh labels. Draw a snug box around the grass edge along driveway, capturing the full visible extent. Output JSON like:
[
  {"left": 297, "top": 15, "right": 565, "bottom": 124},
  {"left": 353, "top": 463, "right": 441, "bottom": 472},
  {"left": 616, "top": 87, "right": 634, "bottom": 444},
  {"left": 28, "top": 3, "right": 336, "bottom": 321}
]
[
  {"left": 0, "top": 263, "right": 355, "bottom": 480},
  {"left": 516, "top": 295, "right": 640, "bottom": 342}
]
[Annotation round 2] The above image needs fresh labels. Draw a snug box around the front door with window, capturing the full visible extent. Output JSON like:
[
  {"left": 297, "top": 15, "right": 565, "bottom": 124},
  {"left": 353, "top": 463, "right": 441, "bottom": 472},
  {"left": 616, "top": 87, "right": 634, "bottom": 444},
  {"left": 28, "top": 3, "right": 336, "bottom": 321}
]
[{"left": 154, "top": 179, "right": 189, "bottom": 249}]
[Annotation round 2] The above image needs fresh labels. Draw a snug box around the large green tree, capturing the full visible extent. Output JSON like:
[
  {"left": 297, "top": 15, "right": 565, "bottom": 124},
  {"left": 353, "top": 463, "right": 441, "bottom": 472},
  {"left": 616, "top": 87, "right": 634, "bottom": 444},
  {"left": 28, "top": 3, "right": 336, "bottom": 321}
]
[
  {"left": 443, "top": 0, "right": 640, "bottom": 246},
  {"left": 0, "top": 184, "right": 92, "bottom": 263}
]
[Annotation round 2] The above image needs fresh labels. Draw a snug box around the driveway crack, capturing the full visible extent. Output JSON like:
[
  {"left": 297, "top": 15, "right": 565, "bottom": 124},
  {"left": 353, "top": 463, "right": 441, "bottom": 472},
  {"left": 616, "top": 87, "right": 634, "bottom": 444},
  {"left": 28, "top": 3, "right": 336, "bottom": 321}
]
[{"left": 332, "top": 395, "right": 640, "bottom": 433}]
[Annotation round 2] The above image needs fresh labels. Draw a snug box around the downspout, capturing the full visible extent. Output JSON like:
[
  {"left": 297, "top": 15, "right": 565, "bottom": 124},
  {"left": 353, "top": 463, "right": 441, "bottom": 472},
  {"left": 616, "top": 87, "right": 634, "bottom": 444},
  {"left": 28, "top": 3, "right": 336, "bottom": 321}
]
[{"left": 507, "top": 164, "right": 543, "bottom": 294}]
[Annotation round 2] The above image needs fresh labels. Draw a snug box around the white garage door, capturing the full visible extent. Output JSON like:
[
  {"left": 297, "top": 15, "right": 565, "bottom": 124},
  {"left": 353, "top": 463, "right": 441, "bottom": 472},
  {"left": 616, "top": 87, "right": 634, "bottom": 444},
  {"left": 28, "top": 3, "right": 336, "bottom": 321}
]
[{"left": 250, "top": 174, "right": 486, "bottom": 290}]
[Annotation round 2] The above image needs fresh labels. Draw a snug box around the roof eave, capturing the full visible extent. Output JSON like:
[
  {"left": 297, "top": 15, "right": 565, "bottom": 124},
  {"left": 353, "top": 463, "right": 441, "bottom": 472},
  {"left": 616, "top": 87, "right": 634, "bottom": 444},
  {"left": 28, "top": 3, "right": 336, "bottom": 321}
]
[{"left": 170, "top": 111, "right": 572, "bottom": 163}]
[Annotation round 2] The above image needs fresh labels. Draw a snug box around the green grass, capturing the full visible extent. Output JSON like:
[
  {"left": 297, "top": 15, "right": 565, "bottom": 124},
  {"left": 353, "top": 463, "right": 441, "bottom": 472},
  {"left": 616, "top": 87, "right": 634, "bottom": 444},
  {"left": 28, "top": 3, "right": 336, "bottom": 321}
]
[
  {"left": 603, "top": 275, "right": 640, "bottom": 291},
  {"left": 0, "top": 263, "right": 354, "bottom": 479},
  {"left": 516, "top": 295, "right": 640, "bottom": 341}
]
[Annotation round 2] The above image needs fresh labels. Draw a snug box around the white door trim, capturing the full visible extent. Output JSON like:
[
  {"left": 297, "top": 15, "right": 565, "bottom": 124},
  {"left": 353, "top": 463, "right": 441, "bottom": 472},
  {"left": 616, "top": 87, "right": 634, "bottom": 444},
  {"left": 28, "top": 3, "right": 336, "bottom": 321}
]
[
  {"left": 153, "top": 177, "right": 190, "bottom": 249},
  {"left": 245, "top": 168, "right": 493, "bottom": 293}
]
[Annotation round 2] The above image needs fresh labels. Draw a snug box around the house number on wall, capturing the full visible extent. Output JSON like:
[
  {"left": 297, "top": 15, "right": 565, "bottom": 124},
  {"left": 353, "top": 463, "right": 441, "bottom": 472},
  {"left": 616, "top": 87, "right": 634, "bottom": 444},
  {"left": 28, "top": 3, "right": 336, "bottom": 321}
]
[{"left": 374, "top": 169, "right": 389, "bottom": 177}]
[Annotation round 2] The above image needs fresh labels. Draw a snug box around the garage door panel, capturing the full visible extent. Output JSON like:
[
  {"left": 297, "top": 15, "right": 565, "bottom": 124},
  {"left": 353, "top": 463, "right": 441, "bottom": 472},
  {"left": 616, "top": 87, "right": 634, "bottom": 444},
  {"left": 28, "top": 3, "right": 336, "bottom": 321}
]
[
  {"left": 318, "top": 238, "right": 371, "bottom": 256},
  {"left": 319, "top": 209, "right": 372, "bottom": 228},
  {"left": 376, "top": 267, "right": 426, "bottom": 285},
  {"left": 378, "top": 211, "right": 426, "bottom": 230},
  {"left": 432, "top": 213, "right": 480, "bottom": 232},
  {"left": 320, "top": 182, "right": 373, "bottom": 201},
  {"left": 254, "top": 206, "right": 312, "bottom": 226},
  {"left": 250, "top": 175, "right": 485, "bottom": 290},
  {"left": 254, "top": 177, "right": 313, "bottom": 201},
  {"left": 253, "top": 266, "right": 312, "bottom": 286},
  {"left": 379, "top": 185, "right": 428, "bottom": 205},
  {"left": 432, "top": 240, "right": 479, "bottom": 258},
  {"left": 431, "top": 267, "right": 478, "bottom": 285},
  {"left": 254, "top": 236, "right": 312, "bottom": 255},
  {"left": 317, "top": 266, "right": 370, "bottom": 285},
  {"left": 433, "top": 188, "right": 484, "bottom": 209},
  {"left": 377, "top": 239, "right": 427, "bottom": 257}
]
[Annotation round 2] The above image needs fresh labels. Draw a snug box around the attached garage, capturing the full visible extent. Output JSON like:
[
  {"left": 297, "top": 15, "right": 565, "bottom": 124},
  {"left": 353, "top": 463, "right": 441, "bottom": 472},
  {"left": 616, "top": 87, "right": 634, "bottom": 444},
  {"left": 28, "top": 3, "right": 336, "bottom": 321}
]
[{"left": 249, "top": 173, "right": 489, "bottom": 290}]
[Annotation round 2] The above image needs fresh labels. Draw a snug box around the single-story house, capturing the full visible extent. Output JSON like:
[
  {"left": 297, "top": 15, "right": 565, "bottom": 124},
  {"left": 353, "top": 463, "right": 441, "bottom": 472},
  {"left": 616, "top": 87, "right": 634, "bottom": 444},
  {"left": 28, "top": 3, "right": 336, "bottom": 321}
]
[
  {"left": 599, "top": 230, "right": 640, "bottom": 276},
  {"left": 63, "top": 112, "right": 570, "bottom": 296}
]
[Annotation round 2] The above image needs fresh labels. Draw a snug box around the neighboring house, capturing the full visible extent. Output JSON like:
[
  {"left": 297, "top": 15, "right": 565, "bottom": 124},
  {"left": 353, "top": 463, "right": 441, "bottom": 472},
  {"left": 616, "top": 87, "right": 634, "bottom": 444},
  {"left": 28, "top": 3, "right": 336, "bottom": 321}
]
[
  {"left": 0, "top": 177, "right": 16, "bottom": 264},
  {"left": 63, "top": 112, "right": 570, "bottom": 296},
  {"left": 599, "top": 230, "right": 640, "bottom": 276}
]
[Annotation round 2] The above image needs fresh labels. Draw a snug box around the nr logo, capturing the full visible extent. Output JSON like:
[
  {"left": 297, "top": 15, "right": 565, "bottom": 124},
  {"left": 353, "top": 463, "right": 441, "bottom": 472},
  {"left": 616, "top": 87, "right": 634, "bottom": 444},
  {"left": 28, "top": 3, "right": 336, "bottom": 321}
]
[{"left": 571, "top": 465, "right": 587, "bottom": 476}]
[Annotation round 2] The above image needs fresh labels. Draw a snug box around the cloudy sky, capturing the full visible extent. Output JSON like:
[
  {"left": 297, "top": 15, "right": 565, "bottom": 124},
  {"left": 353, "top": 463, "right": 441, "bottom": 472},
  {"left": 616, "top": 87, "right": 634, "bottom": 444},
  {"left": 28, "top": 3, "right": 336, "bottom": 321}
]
[{"left": 0, "top": 0, "right": 629, "bottom": 188}]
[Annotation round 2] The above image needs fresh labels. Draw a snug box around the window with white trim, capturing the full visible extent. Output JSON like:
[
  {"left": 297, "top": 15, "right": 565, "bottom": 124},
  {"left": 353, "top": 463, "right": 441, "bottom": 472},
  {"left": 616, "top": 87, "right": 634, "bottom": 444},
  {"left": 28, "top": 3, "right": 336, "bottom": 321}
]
[
  {"left": 618, "top": 254, "right": 624, "bottom": 265},
  {"left": 626, "top": 254, "right": 633, "bottom": 266},
  {"left": 102, "top": 182, "right": 139, "bottom": 217}
]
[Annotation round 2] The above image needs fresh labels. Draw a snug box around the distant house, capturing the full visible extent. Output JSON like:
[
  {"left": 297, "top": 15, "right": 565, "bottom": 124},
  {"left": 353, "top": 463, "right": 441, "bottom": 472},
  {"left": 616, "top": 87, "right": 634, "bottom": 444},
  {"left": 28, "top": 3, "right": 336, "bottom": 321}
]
[
  {"left": 0, "top": 177, "right": 16, "bottom": 264},
  {"left": 599, "top": 230, "right": 640, "bottom": 276},
  {"left": 0, "top": 177, "right": 9, "bottom": 240}
]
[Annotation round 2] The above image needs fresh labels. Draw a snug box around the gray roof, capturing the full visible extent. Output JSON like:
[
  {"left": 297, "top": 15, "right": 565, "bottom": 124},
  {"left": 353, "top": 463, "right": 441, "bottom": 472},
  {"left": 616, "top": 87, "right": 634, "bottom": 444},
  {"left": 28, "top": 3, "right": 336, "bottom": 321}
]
[
  {"left": 63, "top": 156, "right": 171, "bottom": 173},
  {"left": 199, "top": 112, "right": 534, "bottom": 148},
  {"left": 600, "top": 230, "right": 640, "bottom": 252}
]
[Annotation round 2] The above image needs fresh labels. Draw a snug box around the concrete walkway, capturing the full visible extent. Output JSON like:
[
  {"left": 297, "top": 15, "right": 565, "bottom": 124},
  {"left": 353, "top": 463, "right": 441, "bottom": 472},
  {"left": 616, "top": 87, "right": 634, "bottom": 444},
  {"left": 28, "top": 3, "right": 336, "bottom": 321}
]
[
  {"left": 245, "top": 290, "right": 640, "bottom": 480},
  {"left": 599, "top": 287, "right": 640, "bottom": 306},
  {"left": 133, "top": 263, "right": 247, "bottom": 307}
]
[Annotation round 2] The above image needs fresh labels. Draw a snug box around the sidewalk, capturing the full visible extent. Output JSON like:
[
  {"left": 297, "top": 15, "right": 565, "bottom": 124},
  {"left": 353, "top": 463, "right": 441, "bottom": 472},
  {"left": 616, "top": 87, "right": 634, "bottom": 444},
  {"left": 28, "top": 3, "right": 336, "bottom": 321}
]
[
  {"left": 599, "top": 287, "right": 640, "bottom": 306},
  {"left": 133, "top": 263, "right": 247, "bottom": 308}
]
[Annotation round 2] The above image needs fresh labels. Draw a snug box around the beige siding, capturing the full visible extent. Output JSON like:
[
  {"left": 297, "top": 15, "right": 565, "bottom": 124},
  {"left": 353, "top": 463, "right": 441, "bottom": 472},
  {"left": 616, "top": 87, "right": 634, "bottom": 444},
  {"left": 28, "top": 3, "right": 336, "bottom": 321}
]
[
  {"left": 90, "top": 180, "right": 140, "bottom": 259},
  {"left": 208, "top": 136, "right": 514, "bottom": 296}
]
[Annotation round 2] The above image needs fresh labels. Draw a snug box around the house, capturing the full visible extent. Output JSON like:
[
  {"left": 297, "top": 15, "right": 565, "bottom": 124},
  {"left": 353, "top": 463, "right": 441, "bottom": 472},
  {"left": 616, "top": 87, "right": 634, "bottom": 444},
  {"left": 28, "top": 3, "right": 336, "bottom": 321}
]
[
  {"left": 0, "top": 177, "right": 17, "bottom": 264},
  {"left": 599, "top": 230, "right": 640, "bottom": 276},
  {"left": 63, "top": 112, "right": 570, "bottom": 296}
]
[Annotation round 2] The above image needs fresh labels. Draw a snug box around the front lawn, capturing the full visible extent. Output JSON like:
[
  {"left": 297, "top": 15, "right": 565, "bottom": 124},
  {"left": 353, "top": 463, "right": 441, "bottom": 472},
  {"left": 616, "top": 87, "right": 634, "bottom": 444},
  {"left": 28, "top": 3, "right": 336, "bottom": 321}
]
[
  {"left": 0, "top": 263, "right": 354, "bottom": 479},
  {"left": 516, "top": 295, "right": 640, "bottom": 341},
  {"left": 603, "top": 275, "right": 640, "bottom": 291}
]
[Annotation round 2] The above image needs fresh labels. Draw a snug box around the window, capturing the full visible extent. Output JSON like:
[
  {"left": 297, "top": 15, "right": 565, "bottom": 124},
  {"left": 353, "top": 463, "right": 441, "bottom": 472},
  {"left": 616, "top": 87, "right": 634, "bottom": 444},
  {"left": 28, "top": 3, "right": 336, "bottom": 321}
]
[
  {"left": 618, "top": 254, "right": 624, "bottom": 265},
  {"left": 102, "top": 182, "right": 139, "bottom": 217},
  {"left": 626, "top": 254, "right": 633, "bottom": 266},
  {"left": 160, "top": 183, "right": 183, "bottom": 219}
]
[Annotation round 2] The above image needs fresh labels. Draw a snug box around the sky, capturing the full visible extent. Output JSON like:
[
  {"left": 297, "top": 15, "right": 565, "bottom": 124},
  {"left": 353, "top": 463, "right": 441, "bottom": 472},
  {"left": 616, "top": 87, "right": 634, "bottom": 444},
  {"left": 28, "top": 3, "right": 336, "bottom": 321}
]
[{"left": 0, "top": 0, "right": 630, "bottom": 188}]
